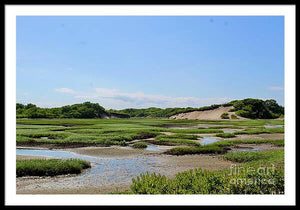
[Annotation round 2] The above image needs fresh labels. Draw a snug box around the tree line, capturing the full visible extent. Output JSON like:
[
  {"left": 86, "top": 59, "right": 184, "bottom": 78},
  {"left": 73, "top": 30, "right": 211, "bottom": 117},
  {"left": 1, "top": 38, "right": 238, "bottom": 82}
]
[
  {"left": 16, "top": 98, "right": 284, "bottom": 119},
  {"left": 16, "top": 102, "right": 129, "bottom": 119}
]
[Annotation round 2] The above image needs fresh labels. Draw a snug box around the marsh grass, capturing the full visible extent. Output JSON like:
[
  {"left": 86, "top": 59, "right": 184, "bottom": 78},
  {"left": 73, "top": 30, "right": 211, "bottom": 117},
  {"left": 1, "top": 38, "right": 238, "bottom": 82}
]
[
  {"left": 216, "top": 133, "right": 236, "bottom": 138},
  {"left": 154, "top": 134, "right": 200, "bottom": 146},
  {"left": 156, "top": 134, "right": 198, "bottom": 140},
  {"left": 131, "top": 142, "right": 148, "bottom": 149},
  {"left": 16, "top": 158, "right": 91, "bottom": 177},
  {"left": 169, "top": 128, "right": 224, "bottom": 134},
  {"left": 130, "top": 149, "right": 284, "bottom": 194},
  {"left": 234, "top": 127, "right": 284, "bottom": 135},
  {"left": 16, "top": 119, "right": 284, "bottom": 149},
  {"left": 166, "top": 139, "right": 284, "bottom": 155},
  {"left": 223, "top": 150, "right": 284, "bottom": 164},
  {"left": 213, "top": 139, "right": 284, "bottom": 147},
  {"left": 166, "top": 145, "right": 226, "bottom": 155}
]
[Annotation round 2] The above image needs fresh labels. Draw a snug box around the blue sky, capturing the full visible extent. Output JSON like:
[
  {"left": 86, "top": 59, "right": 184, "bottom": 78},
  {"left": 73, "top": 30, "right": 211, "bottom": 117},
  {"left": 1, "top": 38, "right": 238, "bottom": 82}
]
[{"left": 16, "top": 16, "right": 284, "bottom": 109}]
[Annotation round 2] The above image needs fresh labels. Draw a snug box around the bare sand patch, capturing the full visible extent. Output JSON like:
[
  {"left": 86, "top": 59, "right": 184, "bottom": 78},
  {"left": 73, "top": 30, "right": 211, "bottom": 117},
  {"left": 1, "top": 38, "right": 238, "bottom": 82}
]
[
  {"left": 149, "top": 153, "right": 239, "bottom": 178},
  {"left": 169, "top": 106, "right": 247, "bottom": 120},
  {"left": 17, "top": 179, "right": 131, "bottom": 194}
]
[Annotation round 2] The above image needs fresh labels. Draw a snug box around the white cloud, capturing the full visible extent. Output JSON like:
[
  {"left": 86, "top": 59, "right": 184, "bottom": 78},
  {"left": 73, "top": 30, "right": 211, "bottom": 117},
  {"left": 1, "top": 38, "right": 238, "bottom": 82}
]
[
  {"left": 268, "top": 86, "right": 284, "bottom": 91},
  {"left": 55, "top": 87, "right": 232, "bottom": 109},
  {"left": 55, "top": 88, "right": 76, "bottom": 94}
]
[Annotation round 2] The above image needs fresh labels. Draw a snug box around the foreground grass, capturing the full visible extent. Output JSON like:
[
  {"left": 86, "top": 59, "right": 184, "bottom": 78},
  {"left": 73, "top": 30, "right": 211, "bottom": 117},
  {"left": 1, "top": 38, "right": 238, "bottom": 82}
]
[
  {"left": 16, "top": 159, "right": 91, "bottom": 177},
  {"left": 130, "top": 150, "right": 284, "bottom": 194},
  {"left": 223, "top": 150, "right": 284, "bottom": 164}
]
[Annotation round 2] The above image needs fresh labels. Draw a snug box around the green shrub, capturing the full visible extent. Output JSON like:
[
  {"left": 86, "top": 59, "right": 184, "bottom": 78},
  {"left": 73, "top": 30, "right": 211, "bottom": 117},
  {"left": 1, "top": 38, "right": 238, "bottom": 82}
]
[
  {"left": 130, "top": 169, "right": 228, "bottom": 194},
  {"left": 130, "top": 166, "right": 284, "bottom": 194},
  {"left": 231, "top": 114, "right": 237, "bottom": 119},
  {"left": 221, "top": 113, "right": 230, "bottom": 119},
  {"left": 232, "top": 98, "right": 284, "bottom": 119}
]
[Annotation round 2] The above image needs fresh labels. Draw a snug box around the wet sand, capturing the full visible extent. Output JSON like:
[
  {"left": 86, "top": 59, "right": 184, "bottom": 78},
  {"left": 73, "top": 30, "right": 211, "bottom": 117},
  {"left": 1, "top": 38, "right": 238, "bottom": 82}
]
[
  {"left": 66, "top": 146, "right": 147, "bottom": 158},
  {"left": 17, "top": 155, "right": 55, "bottom": 160},
  {"left": 16, "top": 147, "right": 236, "bottom": 194}
]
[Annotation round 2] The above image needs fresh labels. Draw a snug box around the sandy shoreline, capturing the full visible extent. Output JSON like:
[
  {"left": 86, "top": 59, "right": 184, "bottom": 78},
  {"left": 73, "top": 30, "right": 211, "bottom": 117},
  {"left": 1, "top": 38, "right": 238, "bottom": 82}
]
[
  {"left": 16, "top": 148, "right": 237, "bottom": 194},
  {"left": 17, "top": 155, "right": 55, "bottom": 160}
]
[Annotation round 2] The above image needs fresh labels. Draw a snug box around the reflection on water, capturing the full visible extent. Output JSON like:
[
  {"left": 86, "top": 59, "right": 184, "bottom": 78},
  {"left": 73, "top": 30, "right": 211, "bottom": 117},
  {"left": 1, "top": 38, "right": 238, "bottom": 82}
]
[
  {"left": 16, "top": 148, "right": 157, "bottom": 186},
  {"left": 200, "top": 137, "right": 220, "bottom": 145},
  {"left": 145, "top": 144, "right": 165, "bottom": 151},
  {"left": 265, "top": 124, "right": 283, "bottom": 129},
  {"left": 232, "top": 147, "right": 262, "bottom": 153}
]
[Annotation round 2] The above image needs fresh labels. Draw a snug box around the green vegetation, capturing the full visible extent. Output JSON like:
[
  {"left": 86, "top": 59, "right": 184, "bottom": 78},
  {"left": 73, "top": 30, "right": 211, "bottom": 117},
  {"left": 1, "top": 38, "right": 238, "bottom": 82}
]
[
  {"left": 234, "top": 127, "right": 284, "bottom": 135},
  {"left": 16, "top": 102, "right": 130, "bottom": 119},
  {"left": 114, "top": 98, "right": 284, "bottom": 119},
  {"left": 228, "top": 98, "right": 284, "bottom": 119},
  {"left": 114, "top": 104, "right": 226, "bottom": 118},
  {"left": 223, "top": 150, "right": 284, "bottom": 163},
  {"left": 216, "top": 133, "right": 236, "bottom": 138},
  {"left": 231, "top": 114, "right": 237, "bottom": 119},
  {"left": 170, "top": 128, "right": 224, "bottom": 134},
  {"left": 17, "top": 98, "right": 284, "bottom": 120},
  {"left": 16, "top": 159, "right": 91, "bottom": 177},
  {"left": 16, "top": 118, "right": 284, "bottom": 148},
  {"left": 195, "top": 119, "right": 284, "bottom": 127},
  {"left": 154, "top": 135, "right": 200, "bottom": 146},
  {"left": 166, "top": 139, "right": 284, "bottom": 155},
  {"left": 213, "top": 139, "right": 284, "bottom": 147},
  {"left": 221, "top": 112, "right": 230, "bottom": 119},
  {"left": 166, "top": 145, "right": 226, "bottom": 155},
  {"left": 100, "top": 98, "right": 284, "bottom": 119},
  {"left": 130, "top": 150, "right": 284, "bottom": 194},
  {"left": 15, "top": 117, "right": 285, "bottom": 194},
  {"left": 156, "top": 133, "right": 198, "bottom": 140},
  {"left": 131, "top": 142, "right": 147, "bottom": 149}
]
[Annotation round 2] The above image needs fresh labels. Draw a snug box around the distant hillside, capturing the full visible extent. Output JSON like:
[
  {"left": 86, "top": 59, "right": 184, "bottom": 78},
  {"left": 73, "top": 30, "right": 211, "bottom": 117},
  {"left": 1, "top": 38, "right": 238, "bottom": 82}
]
[
  {"left": 169, "top": 106, "right": 239, "bottom": 120},
  {"left": 169, "top": 98, "right": 284, "bottom": 120},
  {"left": 16, "top": 98, "right": 284, "bottom": 119}
]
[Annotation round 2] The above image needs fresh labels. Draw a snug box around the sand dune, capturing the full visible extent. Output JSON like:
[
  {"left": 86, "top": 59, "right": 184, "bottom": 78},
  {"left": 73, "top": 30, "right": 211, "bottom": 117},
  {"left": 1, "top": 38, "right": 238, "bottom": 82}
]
[{"left": 169, "top": 106, "right": 246, "bottom": 120}]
